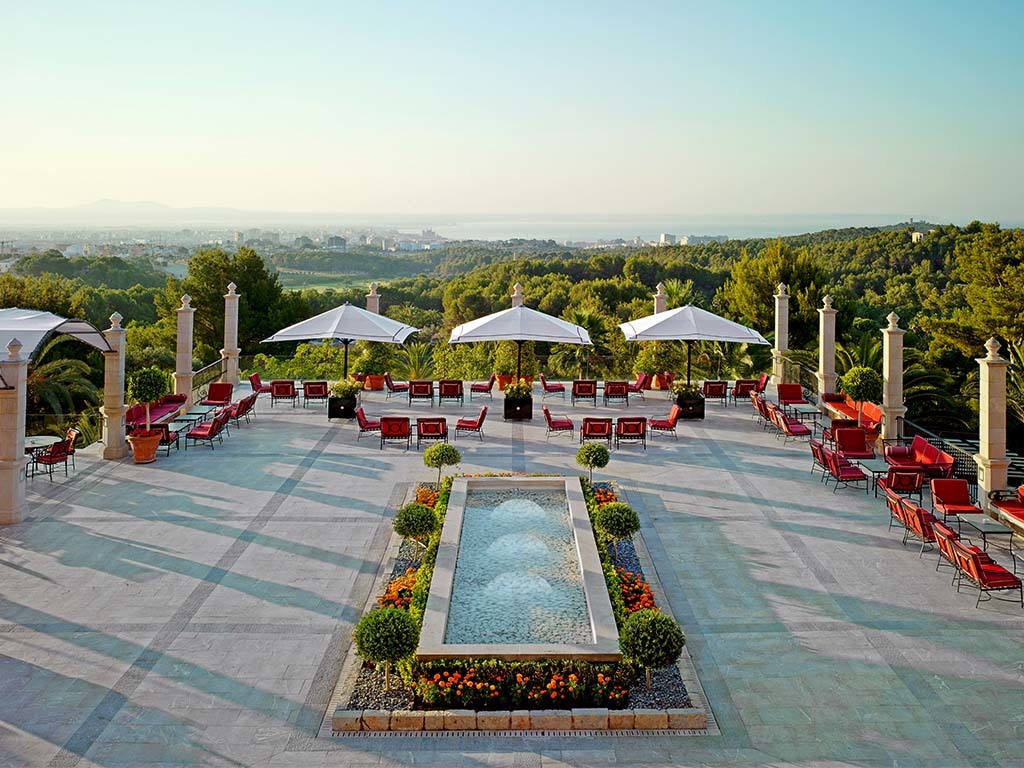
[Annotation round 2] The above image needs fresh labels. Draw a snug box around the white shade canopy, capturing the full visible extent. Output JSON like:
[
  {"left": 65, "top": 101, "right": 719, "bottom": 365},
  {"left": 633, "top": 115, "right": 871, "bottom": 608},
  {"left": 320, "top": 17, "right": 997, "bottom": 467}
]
[
  {"left": 449, "top": 306, "right": 592, "bottom": 346},
  {"left": 618, "top": 305, "right": 769, "bottom": 345},
  {"left": 262, "top": 302, "right": 418, "bottom": 345},
  {"left": 0, "top": 307, "right": 112, "bottom": 362}
]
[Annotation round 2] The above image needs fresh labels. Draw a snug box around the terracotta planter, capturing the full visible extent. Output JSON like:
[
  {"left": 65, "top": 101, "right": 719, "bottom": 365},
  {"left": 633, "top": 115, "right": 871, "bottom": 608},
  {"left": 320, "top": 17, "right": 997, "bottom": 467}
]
[
  {"left": 127, "top": 430, "right": 163, "bottom": 464},
  {"left": 496, "top": 375, "right": 514, "bottom": 391},
  {"left": 653, "top": 373, "right": 675, "bottom": 390},
  {"left": 363, "top": 374, "right": 385, "bottom": 391}
]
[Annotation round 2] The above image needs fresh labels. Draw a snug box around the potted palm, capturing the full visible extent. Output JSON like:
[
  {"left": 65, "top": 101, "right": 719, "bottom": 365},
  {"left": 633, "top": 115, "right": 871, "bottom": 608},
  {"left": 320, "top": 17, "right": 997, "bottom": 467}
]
[
  {"left": 671, "top": 380, "right": 705, "bottom": 420},
  {"left": 328, "top": 379, "right": 361, "bottom": 419},
  {"left": 502, "top": 377, "right": 534, "bottom": 421},
  {"left": 356, "top": 343, "right": 392, "bottom": 391},
  {"left": 125, "top": 367, "right": 170, "bottom": 464}
]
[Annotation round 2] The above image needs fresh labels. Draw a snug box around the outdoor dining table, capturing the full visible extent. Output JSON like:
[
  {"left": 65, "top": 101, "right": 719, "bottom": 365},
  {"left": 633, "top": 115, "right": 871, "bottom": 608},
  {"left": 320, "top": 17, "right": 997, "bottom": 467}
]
[
  {"left": 177, "top": 405, "right": 217, "bottom": 424},
  {"left": 855, "top": 458, "right": 891, "bottom": 496},
  {"left": 961, "top": 514, "right": 1016, "bottom": 554},
  {"left": 24, "top": 435, "right": 61, "bottom": 454},
  {"left": 788, "top": 403, "right": 822, "bottom": 430}
]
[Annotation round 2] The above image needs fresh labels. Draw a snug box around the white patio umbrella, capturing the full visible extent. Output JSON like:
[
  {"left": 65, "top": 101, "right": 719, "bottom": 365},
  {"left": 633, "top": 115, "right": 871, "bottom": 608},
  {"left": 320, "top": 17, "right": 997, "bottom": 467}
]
[
  {"left": 448, "top": 305, "right": 592, "bottom": 379},
  {"left": 618, "top": 305, "right": 769, "bottom": 386},
  {"left": 262, "top": 302, "right": 418, "bottom": 378}
]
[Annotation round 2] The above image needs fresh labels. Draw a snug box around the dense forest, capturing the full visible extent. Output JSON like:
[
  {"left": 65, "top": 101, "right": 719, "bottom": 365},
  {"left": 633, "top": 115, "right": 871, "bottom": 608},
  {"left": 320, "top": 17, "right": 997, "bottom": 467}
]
[{"left": 3, "top": 222, "right": 1022, "bottom": 444}]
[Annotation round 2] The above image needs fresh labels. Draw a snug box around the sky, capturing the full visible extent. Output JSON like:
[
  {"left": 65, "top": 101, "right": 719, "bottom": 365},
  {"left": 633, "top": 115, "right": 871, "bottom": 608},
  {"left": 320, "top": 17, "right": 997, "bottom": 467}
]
[{"left": 3, "top": 1, "right": 1023, "bottom": 221}]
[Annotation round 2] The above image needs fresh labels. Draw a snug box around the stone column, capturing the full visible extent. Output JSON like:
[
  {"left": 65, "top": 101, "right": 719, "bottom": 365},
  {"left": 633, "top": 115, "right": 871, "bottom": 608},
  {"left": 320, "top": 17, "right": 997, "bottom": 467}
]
[
  {"left": 772, "top": 283, "right": 789, "bottom": 384},
  {"left": 365, "top": 283, "right": 380, "bottom": 314},
  {"left": 511, "top": 283, "right": 524, "bottom": 308},
  {"left": 174, "top": 295, "right": 195, "bottom": 404},
  {"left": 881, "top": 312, "right": 907, "bottom": 443},
  {"left": 0, "top": 339, "right": 28, "bottom": 525},
  {"left": 101, "top": 312, "right": 128, "bottom": 460},
  {"left": 654, "top": 282, "right": 667, "bottom": 314},
  {"left": 817, "top": 295, "right": 837, "bottom": 399},
  {"left": 220, "top": 282, "right": 240, "bottom": 386},
  {"left": 974, "top": 337, "right": 1009, "bottom": 506}
]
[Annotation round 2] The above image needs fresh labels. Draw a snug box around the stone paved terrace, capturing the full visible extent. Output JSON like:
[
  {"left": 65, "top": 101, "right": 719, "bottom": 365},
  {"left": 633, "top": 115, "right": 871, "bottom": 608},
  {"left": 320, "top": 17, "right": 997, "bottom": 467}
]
[{"left": 1, "top": 385, "right": 1022, "bottom": 768}]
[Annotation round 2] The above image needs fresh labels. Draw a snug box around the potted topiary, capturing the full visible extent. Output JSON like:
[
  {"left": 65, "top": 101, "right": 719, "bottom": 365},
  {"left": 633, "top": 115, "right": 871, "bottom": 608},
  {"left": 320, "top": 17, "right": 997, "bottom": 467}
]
[
  {"left": 125, "top": 367, "right": 170, "bottom": 464},
  {"left": 619, "top": 609, "right": 686, "bottom": 690},
  {"left": 596, "top": 501, "right": 641, "bottom": 561},
  {"left": 353, "top": 607, "right": 420, "bottom": 690},
  {"left": 671, "top": 380, "right": 705, "bottom": 420},
  {"left": 328, "top": 379, "right": 361, "bottom": 419},
  {"left": 356, "top": 342, "right": 393, "bottom": 391},
  {"left": 493, "top": 341, "right": 537, "bottom": 390},
  {"left": 423, "top": 443, "right": 461, "bottom": 485},
  {"left": 838, "top": 366, "right": 883, "bottom": 427},
  {"left": 502, "top": 377, "right": 534, "bottom": 421},
  {"left": 576, "top": 442, "right": 610, "bottom": 483}
]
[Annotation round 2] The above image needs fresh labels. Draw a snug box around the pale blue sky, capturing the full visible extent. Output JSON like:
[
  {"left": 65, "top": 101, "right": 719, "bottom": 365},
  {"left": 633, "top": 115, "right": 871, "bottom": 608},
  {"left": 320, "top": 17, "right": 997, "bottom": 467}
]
[{"left": 3, "top": 1, "right": 1022, "bottom": 220}]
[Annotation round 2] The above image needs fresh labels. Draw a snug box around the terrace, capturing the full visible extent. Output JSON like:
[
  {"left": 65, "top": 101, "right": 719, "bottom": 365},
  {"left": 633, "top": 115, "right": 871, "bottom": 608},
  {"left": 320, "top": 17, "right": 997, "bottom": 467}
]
[{"left": 1, "top": 380, "right": 1022, "bottom": 767}]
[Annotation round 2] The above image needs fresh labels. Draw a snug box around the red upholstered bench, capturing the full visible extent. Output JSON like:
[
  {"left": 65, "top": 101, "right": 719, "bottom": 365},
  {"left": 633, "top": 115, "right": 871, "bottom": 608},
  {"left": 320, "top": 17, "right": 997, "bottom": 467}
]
[
  {"left": 885, "top": 435, "right": 954, "bottom": 479},
  {"left": 820, "top": 393, "right": 882, "bottom": 440}
]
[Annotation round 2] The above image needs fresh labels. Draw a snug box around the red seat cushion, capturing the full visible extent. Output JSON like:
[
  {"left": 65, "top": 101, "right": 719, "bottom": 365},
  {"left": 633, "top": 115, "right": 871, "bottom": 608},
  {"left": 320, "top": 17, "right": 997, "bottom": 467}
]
[
  {"left": 979, "top": 563, "right": 1021, "bottom": 587},
  {"left": 937, "top": 503, "right": 982, "bottom": 516}
]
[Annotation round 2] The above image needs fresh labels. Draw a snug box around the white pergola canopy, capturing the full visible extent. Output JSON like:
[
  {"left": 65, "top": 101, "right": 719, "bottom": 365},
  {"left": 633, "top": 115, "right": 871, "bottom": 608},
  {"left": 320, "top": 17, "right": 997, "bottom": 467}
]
[{"left": 0, "top": 308, "right": 112, "bottom": 362}]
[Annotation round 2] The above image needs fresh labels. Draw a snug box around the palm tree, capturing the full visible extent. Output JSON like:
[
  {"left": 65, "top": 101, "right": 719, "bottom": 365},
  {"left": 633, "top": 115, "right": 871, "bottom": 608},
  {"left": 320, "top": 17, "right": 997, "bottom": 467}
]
[
  {"left": 663, "top": 278, "right": 700, "bottom": 310},
  {"left": 392, "top": 342, "right": 434, "bottom": 380},
  {"left": 26, "top": 336, "right": 100, "bottom": 430},
  {"left": 550, "top": 309, "right": 611, "bottom": 379}
]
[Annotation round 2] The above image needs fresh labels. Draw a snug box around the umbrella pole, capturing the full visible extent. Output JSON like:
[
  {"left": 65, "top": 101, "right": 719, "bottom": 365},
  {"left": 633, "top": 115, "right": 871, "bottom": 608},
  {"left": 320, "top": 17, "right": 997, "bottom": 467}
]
[
  {"left": 516, "top": 340, "right": 523, "bottom": 381},
  {"left": 343, "top": 341, "right": 350, "bottom": 379},
  {"left": 687, "top": 341, "right": 692, "bottom": 387}
]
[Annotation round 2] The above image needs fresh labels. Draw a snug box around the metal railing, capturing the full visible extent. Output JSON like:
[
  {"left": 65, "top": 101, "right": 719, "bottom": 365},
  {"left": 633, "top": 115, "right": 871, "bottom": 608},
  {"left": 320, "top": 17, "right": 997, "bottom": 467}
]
[
  {"left": 191, "top": 358, "right": 226, "bottom": 403},
  {"left": 782, "top": 358, "right": 820, "bottom": 404}
]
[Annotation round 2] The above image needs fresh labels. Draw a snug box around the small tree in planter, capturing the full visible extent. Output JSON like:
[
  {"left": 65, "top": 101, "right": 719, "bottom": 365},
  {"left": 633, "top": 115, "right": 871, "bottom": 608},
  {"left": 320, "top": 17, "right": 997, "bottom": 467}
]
[
  {"left": 393, "top": 502, "right": 436, "bottom": 548},
  {"left": 596, "top": 502, "right": 641, "bottom": 561},
  {"left": 353, "top": 607, "right": 419, "bottom": 690},
  {"left": 838, "top": 366, "right": 883, "bottom": 427},
  {"left": 125, "top": 367, "right": 170, "bottom": 464},
  {"left": 423, "top": 443, "right": 461, "bottom": 486},
  {"left": 670, "top": 380, "right": 705, "bottom": 419},
  {"left": 619, "top": 609, "right": 686, "bottom": 690},
  {"left": 328, "top": 379, "right": 362, "bottom": 419},
  {"left": 576, "top": 442, "right": 610, "bottom": 483}
]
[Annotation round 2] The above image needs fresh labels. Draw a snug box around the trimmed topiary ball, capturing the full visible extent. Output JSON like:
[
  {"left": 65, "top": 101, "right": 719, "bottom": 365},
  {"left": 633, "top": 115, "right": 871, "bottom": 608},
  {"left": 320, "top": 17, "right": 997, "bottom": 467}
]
[
  {"left": 619, "top": 608, "right": 685, "bottom": 690},
  {"left": 423, "top": 443, "right": 461, "bottom": 485},
  {"left": 353, "top": 607, "right": 420, "bottom": 689},
  {"left": 576, "top": 443, "right": 610, "bottom": 482},
  {"left": 596, "top": 502, "right": 640, "bottom": 560},
  {"left": 394, "top": 503, "right": 436, "bottom": 544}
]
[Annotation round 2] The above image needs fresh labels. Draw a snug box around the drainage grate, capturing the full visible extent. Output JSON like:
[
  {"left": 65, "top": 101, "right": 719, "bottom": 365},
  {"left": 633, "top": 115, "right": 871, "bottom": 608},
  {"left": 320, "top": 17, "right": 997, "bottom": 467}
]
[{"left": 332, "top": 729, "right": 708, "bottom": 738}]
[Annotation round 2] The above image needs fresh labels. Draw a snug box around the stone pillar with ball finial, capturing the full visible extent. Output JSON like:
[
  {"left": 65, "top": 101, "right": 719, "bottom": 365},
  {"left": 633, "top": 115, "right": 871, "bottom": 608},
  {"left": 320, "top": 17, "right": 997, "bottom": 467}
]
[
  {"left": 101, "top": 312, "right": 128, "bottom": 460},
  {"left": 881, "top": 311, "right": 907, "bottom": 443},
  {"left": 0, "top": 338, "right": 28, "bottom": 524},
  {"left": 772, "top": 283, "right": 789, "bottom": 385},
  {"left": 365, "top": 283, "right": 380, "bottom": 314},
  {"left": 817, "top": 295, "right": 837, "bottom": 401},
  {"left": 974, "top": 337, "right": 1010, "bottom": 507},
  {"left": 221, "top": 282, "right": 240, "bottom": 386},
  {"left": 174, "top": 295, "right": 195, "bottom": 404}
]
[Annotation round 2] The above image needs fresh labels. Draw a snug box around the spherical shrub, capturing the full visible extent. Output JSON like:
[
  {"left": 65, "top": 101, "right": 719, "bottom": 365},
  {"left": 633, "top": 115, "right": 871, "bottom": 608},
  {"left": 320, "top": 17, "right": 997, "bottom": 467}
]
[
  {"left": 576, "top": 443, "right": 610, "bottom": 482},
  {"left": 423, "top": 443, "right": 461, "bottom": 484},
  {"left": 596, "top": 502, "right": 640, "bottom": 559},
  {"left": 839, "top": 366, "right": 883, "bottom": 405},
  {"left": 619, "top": 609, "right": 685, "bottom": 689},
  {"left": 394, "top": 503, "right": 436, "bottom": 543},
  {"left": 354, "top": 607, "right": 420, "bottom": 688}
]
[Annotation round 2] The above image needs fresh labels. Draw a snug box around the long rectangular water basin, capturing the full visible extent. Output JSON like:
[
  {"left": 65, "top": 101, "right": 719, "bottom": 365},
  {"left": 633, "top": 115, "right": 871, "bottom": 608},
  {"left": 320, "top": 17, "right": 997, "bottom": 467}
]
[{"left": 417, "top": 477, "right": 620, "bottom": 661}]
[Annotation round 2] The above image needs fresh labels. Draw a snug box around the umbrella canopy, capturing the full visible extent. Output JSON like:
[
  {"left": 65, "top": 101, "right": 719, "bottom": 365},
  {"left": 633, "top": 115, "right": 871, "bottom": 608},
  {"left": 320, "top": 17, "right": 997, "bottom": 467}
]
[
  {"left": 262, "top": 302, "right": 418, "bottom": 377},
  {"left": 449, "top": 305, "right": 591, "bottom": 379},
  {"left": 618, "top": 305, "right": 769, "bottom": 385}
]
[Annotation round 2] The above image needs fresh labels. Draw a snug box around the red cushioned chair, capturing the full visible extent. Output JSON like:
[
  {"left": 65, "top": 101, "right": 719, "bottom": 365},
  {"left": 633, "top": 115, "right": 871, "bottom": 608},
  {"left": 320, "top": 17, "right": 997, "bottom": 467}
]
[
  {"left": 989, "top": 486, "right": 1024, "bottom": 529},
  {"left": 835, "top": 428, "right": 874, "bottom": 460},
  {"left": 470, "top": 374, "right": 496, "bottom": 400},
  {"left": 30, "top": 438, "right": 73, "bottom": 480},
  {"left": 455, "top": 406, "right": 487, "bottom": 441},
  {"left": 64, "top": 426, "right": 80, "bottom": 469},
  {"left": 438, "top": 379, "right": 464, "bottom": 406},
  {"left": 701, "top": 380, "right": 728, "bottom": 406},
  {"left": 416, "top": 417, "right": 448, "bottom": 449},
  {"left": 614, "top": 416, "right": 647, "bottom": 450},
  {"left": 769, "top": 405, "right": 812, "bottom": 444},
  {"left": 571, "top": 379, "right": 597, "bottom": 406},
  {"left": 952, "top": 540, "right": 1023, "bottom": 608},
  {"left": 270, "top": 379, "right": 298, "bottom": 407},
  {"left": 228, "top": 393, "right": 258, "bottom": 427},
  {"left": 884, "top": 487, "right": 909, "bottom": 531},
  {"left": 539, "top": 374, "right": 565, "bottom": 399},
  {"left": 932, "top": 520, "right": 994, "bottom": 582},
  {"left": 931, "top": 478, "right": 984, "bottom": 529},
  {"left": 776, "top": 383, "right": 807, "bottom": 406},
  {"left": 730, "top": 379, "right": 757, "bottom": 406},
  {"left": 302, "top": 380, "right": 329, "bottom": 407},
  {"left": 380, "top": 416, "right": 411, "bottom": 450},
  {"left": 876, "top": 467, "right": 924, "bottom": 503},
  {"left": 627, "top": 373, "right": 648, "bottom": 401},
  {"left": 603, "top": 381, "right": 629, "bottom": 407},
  {"left": 822, "top": 418, "right": 858, "bottom": 445},
  {"left": 899, "top": 500, "right": 938, "bottom": 554},
  {"left": 809, "top": 438, "right": 828, "bottom": 481},
  {"left": 355, "top": 407, "right": 381, "bottom": 440},
  {"left": 384, "top": 372, "right": 409, "bottom": 400},
  {"left": 185, "top": 410, "right": 230, "bottom": 450},
  {"left": 753, "top": 372, "right": 770, "bottom": 394},
  {"left": 580, "top": 417, "right": 612, "bottom": 445},
  {"left": 249, "top": 373, "right": 273, "bottom": 396},
  {"left": 541, "top": 405, "right": 574, "bottom": 440},
  {"left": 408, "top": 380, "right": 434, "bottom": 406},
  {"left": 824, "top": 447, "right": 868, "bottom": 493},
  {"left": 649, "top": 405, "right": 682, "bottom": 441},
  {"left": 201, "top": 382, "right": 234, "bottom": 407}
]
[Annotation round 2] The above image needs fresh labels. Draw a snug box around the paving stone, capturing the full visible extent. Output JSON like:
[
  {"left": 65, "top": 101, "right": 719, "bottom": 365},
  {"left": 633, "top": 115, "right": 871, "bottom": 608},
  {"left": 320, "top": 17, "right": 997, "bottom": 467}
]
[
  {"left": 476, "top": 710, "right": 511, "bottom": 730},
  {"left": 443, "top": 709, "right": 476, "bottom": 730},
  {"left": 666, "top": 708, "right": 706, "bottom": 729},
  {"left": 632, "top": 709, "right": 669, "bottom": 729},
  {"left": 571, "top": 707, "right": 608, "bottom": 729}
]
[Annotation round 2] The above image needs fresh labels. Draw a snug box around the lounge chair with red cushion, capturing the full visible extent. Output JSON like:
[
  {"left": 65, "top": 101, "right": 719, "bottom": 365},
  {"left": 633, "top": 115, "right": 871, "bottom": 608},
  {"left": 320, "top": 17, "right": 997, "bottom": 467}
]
[
  {"left": 768, "top": 404, "right": 812, "bottom": 443},
  {"left": 822, "top": 418, "right": 859, "bottom": 445},
  {"left": 614, "top": 416, "right": 647, "bottom": 450},
  {"left": 470, "top": 374, "right": 496, "bottom": 400},
  {"left": 571, "top": 380, "right": 598, "bottom": 407},
  {"left": 648, "top": 405, "right": 682, "bottom": 441},
  {"left": 355, "top": 407, "right": 381, "bottom": 440},
  {"left": 438, "top": 379, "right": 464, "bottom": 406},
  {"left": 270, "top": 380, "right": 298, "bottom": 407},
  {"left": 302, "top": 380, "right": 329, "bottom": 407},
  {"left": 776, "top": 383, "right": 807, "bottom": 406},
  {"left": 809, "top": 438, "right": 828, "bottom": 480},
  {"left": 201, "top": 382, "right": 234, "bottom": 407},
  {"left": 455, "top": 406, "right": 487, "bottom": 441},
  {"left": 988, "top": 486, "right": 1024, "bottom": 528},
  {"left": 730, "top": 379, "right": 758, "bottom": 406},
  {"left": 384, "top": 372, "right": 409, "bottom": 400},
  {"left": 185, "top": 410, "right": 230, "bottom": 450},
  {"left": 900, "top": 500, "right": 938, "bottom": 554},
  {"left": 603, "top": 381, "right": 629, "bottom": 407},
  {"left": 835, "top": 428, "right": 875, "bottom": 460},
  {"left": 580, "top": 417, "right": 612, "bottom": 445},
  {"left": 539, "top": 374, "right": 565, "bottom": 399},
  {"left": 416, "top": 417, "right": 448, "bottom": 449},
  {"left": 249, "top": 373, "right": 273, "bottom": 396},
  {"left": 701, "top": 380, "right": 728, "bottom": 406},
  {"left": 824, "top": 447, "right": 868, "bottom": 493},
  {"left": 542, "top": 405, "right": 574, "bottom": 440},
  {"left": 380, "top": 416, "right": 411, "bottom": 450},
  {"left": 933, "top": 520, "right": 994, "bottom": 581},
  {"left": 952, "top": 540, "right": 1022, "bottom": 608},
  {"left": 627, "top": 373, "right": 648, "bottom": 400},
  {"left": 228, "top": 393, "right": 258, "bottom": 427},
  {"left": 753, "top": 372, "right": 770, "bottom": 394},
  {"left": 931, "top": 478, "right": 984, "bottom": 528},
  {"left": 30, "top": 439, "right": 73, "bottom": 480},
  {"left": 876, "top": 467, "right": 924, "bottom": 503}
]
